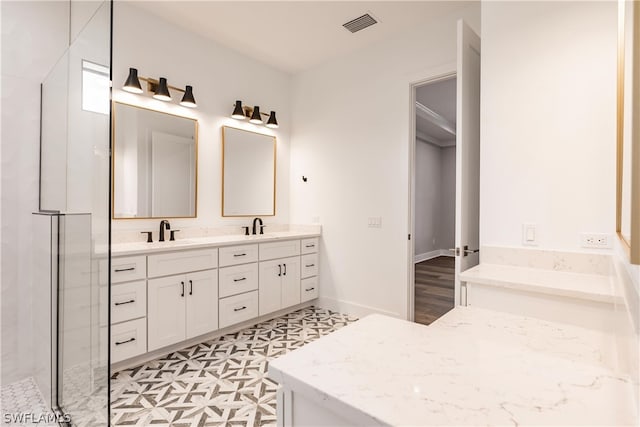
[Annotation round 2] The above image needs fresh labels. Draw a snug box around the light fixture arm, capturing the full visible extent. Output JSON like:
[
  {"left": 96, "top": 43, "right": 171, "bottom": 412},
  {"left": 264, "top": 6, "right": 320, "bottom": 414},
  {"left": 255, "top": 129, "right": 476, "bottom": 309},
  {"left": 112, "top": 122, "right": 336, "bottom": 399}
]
[{"left": 140, "top": 76, "right": 186, "bottom": 94}]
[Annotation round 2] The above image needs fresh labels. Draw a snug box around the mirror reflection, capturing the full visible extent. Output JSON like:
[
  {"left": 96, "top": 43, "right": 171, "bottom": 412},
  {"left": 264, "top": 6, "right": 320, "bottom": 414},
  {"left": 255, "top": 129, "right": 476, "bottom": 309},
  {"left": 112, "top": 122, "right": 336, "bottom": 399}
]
[
  {"left": 222, "top": 126, "right": 276, "bottom": 216},
  {"left": 113, "top": 102, "right": 197, "bottom": 218}
]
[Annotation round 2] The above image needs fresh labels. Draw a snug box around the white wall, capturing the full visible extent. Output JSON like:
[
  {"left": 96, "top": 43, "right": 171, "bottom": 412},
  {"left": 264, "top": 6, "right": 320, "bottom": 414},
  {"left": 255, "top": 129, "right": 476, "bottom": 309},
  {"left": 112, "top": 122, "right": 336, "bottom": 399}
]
[
  {"left": 414, "top": 143, "right": 455, "bottom": 259},
  {"left": 289, "top": 5, "right": 480, "bottom": 318},
  {"left": 438, "top": 146, "right": 456, "bottom": 250},
  {"left": 1, "top": 0, "right": 70, "bottom": 385},
  {"left": 111, "top": 3, "right": 292, "bottom": 237},
  {"left": 415, "top": 141, "right": 441, "bottom": 257},
  {"left": 480, "top": 1, "right": 617, "bottom": 251}
]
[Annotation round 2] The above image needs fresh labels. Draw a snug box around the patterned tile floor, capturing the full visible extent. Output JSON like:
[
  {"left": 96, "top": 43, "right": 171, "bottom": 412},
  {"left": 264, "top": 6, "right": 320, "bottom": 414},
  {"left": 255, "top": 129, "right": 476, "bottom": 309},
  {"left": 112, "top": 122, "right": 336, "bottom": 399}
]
[
  {"left": 110, "top": 307, "right": 357, "bottom": 426},
  {"left": 0, "top": 377, "right": 57, "bottom": 427}
]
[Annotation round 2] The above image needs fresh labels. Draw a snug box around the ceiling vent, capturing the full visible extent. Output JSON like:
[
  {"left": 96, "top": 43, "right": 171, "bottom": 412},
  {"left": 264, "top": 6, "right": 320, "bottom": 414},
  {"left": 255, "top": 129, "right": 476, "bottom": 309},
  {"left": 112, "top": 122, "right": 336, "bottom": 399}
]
[{"left": 343, "top": 13, "right": 378, "bottom": 33}]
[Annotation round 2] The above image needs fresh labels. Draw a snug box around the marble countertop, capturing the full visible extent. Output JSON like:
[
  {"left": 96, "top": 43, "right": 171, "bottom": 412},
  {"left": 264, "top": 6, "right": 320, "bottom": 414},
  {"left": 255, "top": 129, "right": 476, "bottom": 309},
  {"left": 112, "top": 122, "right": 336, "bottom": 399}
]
[
  {"left": 110, "top": 230, "right": 320, "bottom": 256},
  {"left": 460, "top": 263, "right": 619, "bottom": 304},
  {"left": 268, "top": 307, "right": 636, "bottom": 426}
]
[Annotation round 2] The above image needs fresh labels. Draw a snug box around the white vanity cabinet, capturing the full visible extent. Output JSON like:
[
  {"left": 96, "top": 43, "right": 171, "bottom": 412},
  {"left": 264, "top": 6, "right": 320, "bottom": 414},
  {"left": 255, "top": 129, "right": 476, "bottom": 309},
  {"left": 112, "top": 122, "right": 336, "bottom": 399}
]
[
  {"left": 108, "top": 255, "right": 149, "bottom": 363},
  {"left": 110, "top": 234, "right": 320, "bottom": 366},
  {"left": 300, "top": 238, "right": 319, "bottom": 302},
  {"left": 147, "top": 269, "right": 218, "bottom": 351},
  {"left": 147, "top": 249, "right": 219, "bottom": 352}
]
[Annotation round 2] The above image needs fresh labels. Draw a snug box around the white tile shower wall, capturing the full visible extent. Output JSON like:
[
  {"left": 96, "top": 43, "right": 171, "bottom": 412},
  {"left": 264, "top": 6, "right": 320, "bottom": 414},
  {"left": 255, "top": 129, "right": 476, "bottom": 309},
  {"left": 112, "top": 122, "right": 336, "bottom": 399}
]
[
  {"left": 480, "top": 246, "right": 612, "bottom": 276},
  {"left": 31, "top": 215, "right": 57, "bottom": 407},
  {"left": 1, "top": 0, "right": 70, "bottom": 386},
  {"left": 480, "top": 1, "right": 616, "bottom": 251},
  {"left": 289, "top": 4, "right": 480, "bottom": 319},
  {"left": 111, "top": 3, "right": 291, "bottom": 234}
]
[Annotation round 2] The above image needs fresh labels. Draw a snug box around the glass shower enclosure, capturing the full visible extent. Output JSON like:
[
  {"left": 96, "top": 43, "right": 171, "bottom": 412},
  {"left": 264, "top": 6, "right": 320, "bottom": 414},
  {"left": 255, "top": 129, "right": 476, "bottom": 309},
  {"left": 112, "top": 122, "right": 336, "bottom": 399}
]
[{"left": 35, "top": 1, "right": 111, "bottom": 425}]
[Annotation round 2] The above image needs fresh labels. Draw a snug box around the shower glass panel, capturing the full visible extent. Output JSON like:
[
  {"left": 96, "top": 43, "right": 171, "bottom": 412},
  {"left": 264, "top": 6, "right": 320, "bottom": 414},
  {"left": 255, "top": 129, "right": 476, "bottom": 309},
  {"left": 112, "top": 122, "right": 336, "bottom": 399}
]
[{"left": 39, "top": 2, "right": 111, "bottom": 425}]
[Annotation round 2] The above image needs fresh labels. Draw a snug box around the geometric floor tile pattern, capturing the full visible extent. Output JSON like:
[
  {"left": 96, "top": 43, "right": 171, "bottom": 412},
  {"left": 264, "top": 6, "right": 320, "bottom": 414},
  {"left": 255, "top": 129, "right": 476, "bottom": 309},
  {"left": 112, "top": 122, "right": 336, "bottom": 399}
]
[
  {"left": 0, "top": 377, "right": 58, "bottom": 427},
  {"left": 110, "top": 307, "right": 357, "bottom": 427}
]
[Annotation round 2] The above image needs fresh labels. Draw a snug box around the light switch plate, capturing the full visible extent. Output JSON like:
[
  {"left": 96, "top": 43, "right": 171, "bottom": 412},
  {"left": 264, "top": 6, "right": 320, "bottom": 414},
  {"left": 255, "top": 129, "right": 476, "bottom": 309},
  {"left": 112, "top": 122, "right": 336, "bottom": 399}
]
[{"left": 522, "top": 223, "right": 537, "bottom": 246}]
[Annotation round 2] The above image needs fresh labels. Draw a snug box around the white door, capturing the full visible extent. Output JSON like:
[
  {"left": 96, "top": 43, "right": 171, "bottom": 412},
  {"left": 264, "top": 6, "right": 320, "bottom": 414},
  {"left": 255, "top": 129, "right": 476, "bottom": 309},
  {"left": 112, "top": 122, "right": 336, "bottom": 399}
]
[
  {"left": 454, "top": 20, "right": 481, "bottom": 305},
  {"left": 186, "top": 269, "right": 219, "bottom": 339},
  {"left": 280, "top": 256, "right": 301, "bottom": 308},
  {"left": 259, "top": 259, "right": 283, "bottom": 316},
  {"left": 148, "top": 275, "right": 186, "bottom": 351}
]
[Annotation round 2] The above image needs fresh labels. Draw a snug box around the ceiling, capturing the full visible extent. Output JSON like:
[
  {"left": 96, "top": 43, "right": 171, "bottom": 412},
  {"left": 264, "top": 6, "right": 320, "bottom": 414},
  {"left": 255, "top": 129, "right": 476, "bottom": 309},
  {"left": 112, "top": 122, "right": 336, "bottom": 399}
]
[
  {"left": 130, "top": 1, "right": 475, "bottom": 74},
  {"left": 416, "top": 77, "right": 456, "bottom": 147}
]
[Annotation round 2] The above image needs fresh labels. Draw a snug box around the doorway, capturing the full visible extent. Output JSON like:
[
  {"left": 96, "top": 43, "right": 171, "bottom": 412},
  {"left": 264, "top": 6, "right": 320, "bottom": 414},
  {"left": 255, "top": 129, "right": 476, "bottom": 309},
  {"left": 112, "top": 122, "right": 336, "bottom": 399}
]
[
  {"left": 408, "top": 20, "right": 481, "bottom": 325},
  {"left": 413, "top": 77, "right": 457, "bottom": 325}
]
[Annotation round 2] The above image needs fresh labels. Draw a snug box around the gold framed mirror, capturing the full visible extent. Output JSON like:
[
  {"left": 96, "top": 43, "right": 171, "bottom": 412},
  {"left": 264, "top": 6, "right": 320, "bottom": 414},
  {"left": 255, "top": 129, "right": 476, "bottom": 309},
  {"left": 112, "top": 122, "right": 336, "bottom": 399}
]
[
  {"left": 616, "top": 0, "right": 639, "bottom": 264},
  {"left": 112, "top": 102, "right": 198, "bottom": 219},
  {"left": 221, "top": 126, "right": 276, "bottom": 217}
]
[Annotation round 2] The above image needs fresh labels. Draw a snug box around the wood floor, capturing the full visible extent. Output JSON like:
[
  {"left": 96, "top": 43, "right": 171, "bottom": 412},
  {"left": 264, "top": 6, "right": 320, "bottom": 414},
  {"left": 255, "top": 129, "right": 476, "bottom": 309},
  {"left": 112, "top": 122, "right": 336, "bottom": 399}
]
[{"left": 415, "top": 256, "right": 455, "bottom": 325}]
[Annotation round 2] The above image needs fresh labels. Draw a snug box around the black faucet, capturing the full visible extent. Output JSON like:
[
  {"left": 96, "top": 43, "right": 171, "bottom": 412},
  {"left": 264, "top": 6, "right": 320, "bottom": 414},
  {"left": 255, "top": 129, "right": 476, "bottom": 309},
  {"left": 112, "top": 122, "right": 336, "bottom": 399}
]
[
  {"left": 252, "top": 217, "right": 263, "bottom": 235},
  {"left": 159, "top": 219, "right": 171, "bottom": 242}
]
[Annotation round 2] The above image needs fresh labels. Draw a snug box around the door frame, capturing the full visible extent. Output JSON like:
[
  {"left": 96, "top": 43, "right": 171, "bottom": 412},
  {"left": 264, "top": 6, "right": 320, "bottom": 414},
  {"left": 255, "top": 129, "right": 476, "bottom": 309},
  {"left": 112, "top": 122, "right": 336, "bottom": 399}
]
[{"left": 407, "top": 63, "right": 456, "bottom": 322}]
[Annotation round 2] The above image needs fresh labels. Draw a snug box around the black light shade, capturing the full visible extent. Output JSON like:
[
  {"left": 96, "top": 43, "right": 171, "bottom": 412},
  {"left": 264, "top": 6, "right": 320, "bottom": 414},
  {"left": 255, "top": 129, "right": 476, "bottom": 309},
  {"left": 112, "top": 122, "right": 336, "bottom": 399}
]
[
  {"left": 266, "top": 111, "right": 278, "bottom": 129},
  {"left": 123, "top": 68, "right": 143, "bottom": 94},
  {"left": 180, "top": 85, "right": 197, "bottom": 108},
  {"left": 249, "top": 105, "right": 262, "bottom": 124},
  {"left": 231, "top": 100, "right": 246, "bottom": 119},
  {"left": 153, "top": 77, "right": 171, "bottom": 101}
]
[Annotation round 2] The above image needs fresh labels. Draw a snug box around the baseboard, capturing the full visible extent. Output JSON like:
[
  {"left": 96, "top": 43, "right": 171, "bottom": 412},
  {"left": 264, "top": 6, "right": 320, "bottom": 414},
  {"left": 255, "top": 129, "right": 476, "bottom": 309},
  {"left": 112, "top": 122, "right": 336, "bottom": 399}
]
[
  {"left": 316, "top": 296, "right": 401, "bottom": 319},
  {"left": 414, "top": 249, "right": 453, "bottom": 263}
]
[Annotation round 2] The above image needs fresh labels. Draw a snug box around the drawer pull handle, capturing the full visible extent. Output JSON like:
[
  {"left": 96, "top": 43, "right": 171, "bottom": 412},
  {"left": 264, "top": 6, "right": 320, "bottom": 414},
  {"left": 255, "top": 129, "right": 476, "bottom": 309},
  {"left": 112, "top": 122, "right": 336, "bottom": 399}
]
[
  {"left": 189, "top": 279, "right": 193, "bottom": 296},
  {"left": 233, "top": 253, "right": 247, "bottom": 257},
  {"left": 234, "top": 306, "right": 247, "bottom": 312},
  {"left": 305, "top": 287, "right": 315, "bottom": 292},
  {"left": 305, "top": 244, "right": 315, "bottom": 248},
  {"left": 114, "top": 299, "right": 135, "bottom": 306},
  {"left": 181, "top": 281, "right": 185, "bottom": 297},
  {"left": 305, "top": 264, "right": 315, "bottom": 267},
  {"left": 283, "top": 263, "right": 287, "bottom": 276},
  {"left": 114, "top": 267, "right": 135, "bottom": 272},
  {"left": 115, "top": 337, "right": 135, "bottom": 346},
  {"left": 278, "top": 264, "right": 282, "bottom": 277},
  {"left": 233, "top": 277, "right": 247, "bottom": 282}
]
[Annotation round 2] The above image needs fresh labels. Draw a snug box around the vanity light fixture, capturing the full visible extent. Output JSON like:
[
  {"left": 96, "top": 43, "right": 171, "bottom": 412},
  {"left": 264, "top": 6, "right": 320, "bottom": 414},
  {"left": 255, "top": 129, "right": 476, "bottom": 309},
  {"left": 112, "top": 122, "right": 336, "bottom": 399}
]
[
  {"left": 230, "top": 100, "right": 279, "bottom": 129},
  {"left": 121, "top": 67, "right": 197, "bottom": 108},
  {"left": 249, "top": 106, "right": 263, "bottom": 124},
  {"left": 153, "top": 77, "right": 171, "bottom": 101}
]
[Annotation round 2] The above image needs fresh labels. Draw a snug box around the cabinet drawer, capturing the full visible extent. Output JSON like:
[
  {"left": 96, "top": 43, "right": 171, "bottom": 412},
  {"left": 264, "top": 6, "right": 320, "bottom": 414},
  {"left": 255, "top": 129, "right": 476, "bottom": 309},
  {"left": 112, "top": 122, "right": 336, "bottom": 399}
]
[
  {"left": 111, "top": 280, "right": 146, "bottom": 324},
  {"left": 219, "top": 291, "right": 259, "bottom": 329},
  {"left": 103, "top": 256, "right": 146, "bottom": 284},
  {"left": 111, "top": 318, "right": 147, "bottom": 363},
  {"left": 301, "top": 277, "right": 319, "bottom": 302},
  {"left": 219, "top": 244, "right": 258, "bottom": 267},
  {"left": 219, "top": 263, "right": 258, "bottom": 298},
  {"left": 301, "top": 238, "right": 319, "bottom": 254},
  {"left": 148, "top": 248, "right": 218, "bottom": 278},
  {"left": 259, "top": 240, "right": 300, "bottom": 261},
  {"left": 301, "top": 254, "right": 318, "bottom": 278}
]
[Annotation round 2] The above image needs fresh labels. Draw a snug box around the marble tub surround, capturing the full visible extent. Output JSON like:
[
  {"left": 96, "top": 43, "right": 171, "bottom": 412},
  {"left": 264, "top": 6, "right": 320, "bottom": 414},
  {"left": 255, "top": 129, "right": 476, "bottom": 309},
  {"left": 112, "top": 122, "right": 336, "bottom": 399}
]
[
  {"left": 110, "top": 224, "right": 321, "bottom": 256},
  {"left": 480, "top": 245, "right": 611, "bottom": 275},
  {"left": 269, "top": 308, "right": 637, "bottom": 426},
  {"left": 460, "top": 263, "right": 619, "bottom": 304}
]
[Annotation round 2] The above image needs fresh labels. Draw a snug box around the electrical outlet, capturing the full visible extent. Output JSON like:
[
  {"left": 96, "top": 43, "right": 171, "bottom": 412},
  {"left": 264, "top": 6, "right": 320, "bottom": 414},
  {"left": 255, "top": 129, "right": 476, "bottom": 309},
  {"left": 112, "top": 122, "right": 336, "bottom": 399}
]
[{"left": 580, "top": 233, "right": 612, "bottom": 248}]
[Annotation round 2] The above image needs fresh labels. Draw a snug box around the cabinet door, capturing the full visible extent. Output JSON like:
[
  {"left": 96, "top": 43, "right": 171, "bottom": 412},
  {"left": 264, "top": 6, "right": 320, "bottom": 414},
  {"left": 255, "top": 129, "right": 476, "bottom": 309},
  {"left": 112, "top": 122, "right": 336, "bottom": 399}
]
[
  {"left": 186, "top": 269, "right": 219, "bottom": 339},
  {"left": 280, "top": 256, "right": 301, "bottom": 308},
  {"left": 148, "top": 275, "right": 186, "bottom": 351},
  {"left": 259, "top": 259, "right": 283, "bottom": 316}
]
